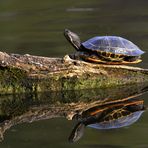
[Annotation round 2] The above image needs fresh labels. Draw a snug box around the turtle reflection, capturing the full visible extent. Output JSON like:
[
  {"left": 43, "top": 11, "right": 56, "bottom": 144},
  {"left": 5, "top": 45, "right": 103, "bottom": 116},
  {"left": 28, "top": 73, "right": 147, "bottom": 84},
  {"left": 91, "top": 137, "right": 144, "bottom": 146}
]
[{"left": 69, "top": 99, "right": 146, "bottom": 143}]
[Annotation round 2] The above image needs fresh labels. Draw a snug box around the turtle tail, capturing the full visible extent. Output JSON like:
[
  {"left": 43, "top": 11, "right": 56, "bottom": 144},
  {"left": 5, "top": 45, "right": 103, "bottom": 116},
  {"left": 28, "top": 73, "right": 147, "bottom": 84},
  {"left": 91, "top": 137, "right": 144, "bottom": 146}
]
[{"left": 68, "top": 122, "right": 85, "bottom": 143}]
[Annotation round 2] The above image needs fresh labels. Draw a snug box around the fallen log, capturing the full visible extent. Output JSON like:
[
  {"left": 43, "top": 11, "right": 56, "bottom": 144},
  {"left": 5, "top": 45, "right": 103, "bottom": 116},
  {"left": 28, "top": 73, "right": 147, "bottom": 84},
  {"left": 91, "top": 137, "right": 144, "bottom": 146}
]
[{"left": 0, "top": 51, "right": 148, "bottom": 94}]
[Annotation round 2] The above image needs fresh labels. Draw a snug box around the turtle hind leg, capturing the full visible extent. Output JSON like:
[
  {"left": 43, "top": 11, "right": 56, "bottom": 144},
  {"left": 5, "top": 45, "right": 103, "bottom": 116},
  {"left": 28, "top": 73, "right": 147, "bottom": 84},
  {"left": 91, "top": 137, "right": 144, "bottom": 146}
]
[{"left": 123, "top": 56, "right": 142, "bottom": 63}]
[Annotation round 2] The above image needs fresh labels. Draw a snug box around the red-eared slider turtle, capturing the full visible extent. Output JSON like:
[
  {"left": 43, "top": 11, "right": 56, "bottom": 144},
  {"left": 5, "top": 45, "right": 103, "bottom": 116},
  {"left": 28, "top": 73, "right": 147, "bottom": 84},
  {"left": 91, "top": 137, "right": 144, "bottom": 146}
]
[
  {"left": 69, "top": 99, "right": 145, "bottom": 143},
  {"left": 64, "top": 29, "right": 144, "bottom": 64}
]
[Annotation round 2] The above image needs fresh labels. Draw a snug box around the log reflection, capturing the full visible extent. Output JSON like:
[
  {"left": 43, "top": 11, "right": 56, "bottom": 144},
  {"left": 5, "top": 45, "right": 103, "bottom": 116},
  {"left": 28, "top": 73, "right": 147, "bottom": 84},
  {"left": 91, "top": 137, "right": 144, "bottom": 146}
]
[{"left": 0, "top": 83, "right": 147, "bottom": 141}]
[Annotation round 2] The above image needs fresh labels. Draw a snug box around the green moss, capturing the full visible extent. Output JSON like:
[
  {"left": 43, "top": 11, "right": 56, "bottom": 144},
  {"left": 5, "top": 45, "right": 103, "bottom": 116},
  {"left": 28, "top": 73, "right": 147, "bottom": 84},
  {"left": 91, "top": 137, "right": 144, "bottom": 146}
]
[
  {"left": 40, "top": 69, "right": 148, "bottom": 91},
  {"left": 0, "top": 66, "right": 27, "bottom": 94},
  {"left": 0, "top": 65, "right": 148, "bottom": 94},
  {"left": 59, "top": 70, "right": 148, "bottom": 91}
]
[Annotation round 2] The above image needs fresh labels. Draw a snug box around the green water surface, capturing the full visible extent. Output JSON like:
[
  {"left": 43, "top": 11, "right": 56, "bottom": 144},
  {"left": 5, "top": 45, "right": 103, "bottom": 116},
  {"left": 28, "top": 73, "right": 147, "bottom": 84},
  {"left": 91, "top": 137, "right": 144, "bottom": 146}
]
[{"left": 0, "top": 0, "right": 148, "bottom": 148}]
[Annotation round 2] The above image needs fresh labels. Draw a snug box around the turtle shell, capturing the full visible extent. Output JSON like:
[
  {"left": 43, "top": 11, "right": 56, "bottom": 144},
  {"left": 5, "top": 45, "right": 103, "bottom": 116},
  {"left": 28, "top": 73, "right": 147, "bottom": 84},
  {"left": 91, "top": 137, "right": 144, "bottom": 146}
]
[
  {"left": 88, "top": 110, "right": 144, "bottom": 129},
  {"left": 79, "top": 99, "right": 145, "bottom": 129},
  {"left": 82, "top": 36, "right": 144, "bottom": 56}
]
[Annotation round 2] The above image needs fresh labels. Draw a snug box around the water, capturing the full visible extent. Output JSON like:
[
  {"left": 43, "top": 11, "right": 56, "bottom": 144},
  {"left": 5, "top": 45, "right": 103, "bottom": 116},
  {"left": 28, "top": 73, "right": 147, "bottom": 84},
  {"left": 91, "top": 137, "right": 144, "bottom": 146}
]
[
  {"left": 0, "top": 0, "right": 148, "bottom": 147},
  {"left": 0, "top": 85, "right": 147, "bottom": 148}
]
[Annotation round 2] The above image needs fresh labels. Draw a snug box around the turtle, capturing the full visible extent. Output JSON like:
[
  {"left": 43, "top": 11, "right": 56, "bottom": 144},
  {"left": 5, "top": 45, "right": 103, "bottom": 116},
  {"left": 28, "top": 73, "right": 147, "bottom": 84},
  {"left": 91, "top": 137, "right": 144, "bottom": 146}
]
[
  {"left": 68, "top": 99, "right": 145, "bottom": 143},
  {"left": 64, "top": 29, "right": 144, "bottom": 64}
]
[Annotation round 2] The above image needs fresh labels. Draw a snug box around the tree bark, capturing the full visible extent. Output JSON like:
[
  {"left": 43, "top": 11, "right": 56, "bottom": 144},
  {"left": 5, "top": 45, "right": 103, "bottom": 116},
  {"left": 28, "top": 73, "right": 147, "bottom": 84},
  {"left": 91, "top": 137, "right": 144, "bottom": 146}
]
[{"left": 0, "top": 51, "right": 148, "bottom": 94}]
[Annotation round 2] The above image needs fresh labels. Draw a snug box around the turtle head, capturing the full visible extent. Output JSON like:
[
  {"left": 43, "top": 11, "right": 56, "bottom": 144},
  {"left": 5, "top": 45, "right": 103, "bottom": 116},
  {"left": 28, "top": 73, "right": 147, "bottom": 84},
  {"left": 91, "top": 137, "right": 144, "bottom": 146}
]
[
  {"left": 68, "top": 122, "right": 85, "bottom": 143},
  {"left": 64, "top": 29, "right": 81, "bottom": 51}
]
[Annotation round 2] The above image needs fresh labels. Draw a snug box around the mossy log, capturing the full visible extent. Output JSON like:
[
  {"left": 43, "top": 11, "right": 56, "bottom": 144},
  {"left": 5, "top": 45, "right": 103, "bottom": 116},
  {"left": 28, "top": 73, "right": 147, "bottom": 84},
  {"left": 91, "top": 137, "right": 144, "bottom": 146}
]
[{"left": 0, "top": 51, "right": 148, "bottom": 94}]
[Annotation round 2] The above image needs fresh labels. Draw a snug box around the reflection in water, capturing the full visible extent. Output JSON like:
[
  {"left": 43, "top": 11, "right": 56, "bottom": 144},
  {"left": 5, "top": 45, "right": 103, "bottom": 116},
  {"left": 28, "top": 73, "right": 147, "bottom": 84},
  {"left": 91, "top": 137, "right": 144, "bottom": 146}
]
[
  {"left": 66, "top": 8, "right": 94, "bottom": 12},
  {"left": 69, "top": 99, "right": 145, "bottom": 143},
  {"left": 0, "top": 84, "right": 147, "bottom": 142}
]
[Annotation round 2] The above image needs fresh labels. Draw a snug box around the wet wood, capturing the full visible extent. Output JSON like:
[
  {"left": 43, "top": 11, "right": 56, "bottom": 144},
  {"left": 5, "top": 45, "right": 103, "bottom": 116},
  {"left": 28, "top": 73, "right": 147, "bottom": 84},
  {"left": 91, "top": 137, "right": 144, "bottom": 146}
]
[{"left": 0, "top": 51, "right": 148, "bottom": 94}]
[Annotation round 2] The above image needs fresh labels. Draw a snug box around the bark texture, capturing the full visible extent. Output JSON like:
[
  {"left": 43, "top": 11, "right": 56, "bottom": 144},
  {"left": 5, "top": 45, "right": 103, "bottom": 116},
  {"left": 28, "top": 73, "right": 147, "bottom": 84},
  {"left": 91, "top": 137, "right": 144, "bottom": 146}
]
[{"left": 0, "top": 51, "right": 148, "bottom": 94}]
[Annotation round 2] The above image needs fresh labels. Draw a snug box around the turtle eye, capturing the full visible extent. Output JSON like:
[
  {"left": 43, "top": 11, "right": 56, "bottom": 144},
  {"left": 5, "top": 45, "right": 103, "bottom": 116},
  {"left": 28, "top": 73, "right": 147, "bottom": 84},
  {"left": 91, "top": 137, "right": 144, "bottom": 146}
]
[{"left": 64, "top": 29, "right": 70, "bottom": 33}]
